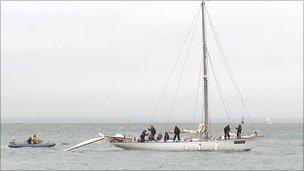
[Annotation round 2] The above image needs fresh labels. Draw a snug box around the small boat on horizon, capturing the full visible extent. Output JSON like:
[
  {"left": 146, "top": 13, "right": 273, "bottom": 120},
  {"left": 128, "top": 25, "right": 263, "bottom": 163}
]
[{"left": 265, "top": 117, "right": 273, "bottom": 124}]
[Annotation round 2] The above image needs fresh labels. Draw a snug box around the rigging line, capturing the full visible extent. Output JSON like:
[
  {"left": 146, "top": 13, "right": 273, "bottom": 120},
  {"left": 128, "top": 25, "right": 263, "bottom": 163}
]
[
  {"left": 205, "top": 17, "right": 211, "bottom": 133},
  {"left": 207, "top": 49, "right": 234, "bottom": 125},
  {"left": 149, "top": 6, "right": 201, "bottom": 124},
  {"left": 205, "top": 7, "right": 253, "bottom": 123},
  {"left": 192, "top": 57, "right": 203, "bottom": 123},
  {"left": 207, "top": 51, "right": 233, "bottom": 125},
  {"left": 205, "top": 7, "right": 251, "bottom": 122},
  {"left": 206, "top": 49, "right": 235, "bottom": 125},
  {"left": 200, "top": 2, "right": 206, "bottom": 126},
  {"left": 208, "top": 53, "right": 211, "bottom": 135},
  {"left": 165, "top": 9, "right": 201, "bottom": 130}
]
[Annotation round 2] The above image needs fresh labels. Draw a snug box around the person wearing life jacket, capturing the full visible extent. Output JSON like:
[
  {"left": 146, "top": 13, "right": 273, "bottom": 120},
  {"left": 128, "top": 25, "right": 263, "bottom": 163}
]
[
  {"left": 173, "top": 126, "right": 181, "bottom": 142},
  {"left": 235, "top": 124, "right": 242, "bottom": 139},
  {"left": 223, "top": 125, "right": 230, "bottom": 140},
  {"left": 32, "top": 134, "right": 40, "bottom": 144}
]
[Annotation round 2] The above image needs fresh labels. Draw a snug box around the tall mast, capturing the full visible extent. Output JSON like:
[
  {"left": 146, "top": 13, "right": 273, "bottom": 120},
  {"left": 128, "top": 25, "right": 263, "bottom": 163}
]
[{"left": 202, "top": 1, "right": 209, "bottom": 140}]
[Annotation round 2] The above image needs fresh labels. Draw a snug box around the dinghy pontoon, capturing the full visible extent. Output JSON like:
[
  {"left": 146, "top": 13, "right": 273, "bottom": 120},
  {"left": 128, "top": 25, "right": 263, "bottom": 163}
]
[{"left": 8, "top": 141, "right": 55, "bottom": 148}]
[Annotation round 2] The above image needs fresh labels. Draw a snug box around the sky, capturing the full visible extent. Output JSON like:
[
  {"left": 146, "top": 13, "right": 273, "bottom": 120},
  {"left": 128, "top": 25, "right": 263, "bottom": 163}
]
[{"left": 1, "top": 1, "right": 303, "bottom": 123}]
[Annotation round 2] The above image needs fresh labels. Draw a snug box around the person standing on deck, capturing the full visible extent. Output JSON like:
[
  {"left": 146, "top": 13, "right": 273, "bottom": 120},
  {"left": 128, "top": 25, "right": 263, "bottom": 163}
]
[
  {"left": 223, "top": 125, "right": 230, "bottom": 140},
  {"left": 173, "top": 126, "right": 181, "bottom": 142},
  {"left": 235, "top": 124, "right": 242, "bottom": 139},
  {"left": 156, "top": 133, "right": 163, "bottom": 141},
  {"left": 148, "top": 125, "right": 156, "bottom": 140},
  {"left": 140, "top": 130, "right": 148, "bottom": 143},
  {"left": 164, "top": 132, "right": 170, "bottom": 142}
]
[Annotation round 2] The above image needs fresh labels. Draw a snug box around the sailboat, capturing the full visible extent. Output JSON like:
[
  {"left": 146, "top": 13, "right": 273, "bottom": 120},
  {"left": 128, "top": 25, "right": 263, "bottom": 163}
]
[
  {"left": 265, "top": 117, "right": 273, "bottom": 124},
  {"left": 113, "top": 2, "right": 250, "bottom": 151},
  {"left": 67, "top": 1, "right": 262, "bottom": 152}
]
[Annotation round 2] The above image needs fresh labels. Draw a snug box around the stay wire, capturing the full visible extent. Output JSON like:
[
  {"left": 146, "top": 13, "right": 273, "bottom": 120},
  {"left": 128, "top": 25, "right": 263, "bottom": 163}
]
[
  {"left": 205, "top": 7, "right": 253, "bottom": 124},
  {"left": 206, "top": 6, "right": 251, "bottom": 122},
  {"left": 165, "top": 9, "right": 201, "bottom": 130},
  {"left": 206, "top": 49, "right": 235, "bottom": 125},
  {"left": 149, "top": 5, "right": 201, "bottom": 124},
  {"left": 192, "top": 56, "right": 203, "bottom": 123}
]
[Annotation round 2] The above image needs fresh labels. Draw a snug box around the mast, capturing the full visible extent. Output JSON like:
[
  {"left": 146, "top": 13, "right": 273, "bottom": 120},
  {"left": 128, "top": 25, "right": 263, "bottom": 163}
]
[{"left": 202, "top": 1, "right": 209, "bottom": 140}]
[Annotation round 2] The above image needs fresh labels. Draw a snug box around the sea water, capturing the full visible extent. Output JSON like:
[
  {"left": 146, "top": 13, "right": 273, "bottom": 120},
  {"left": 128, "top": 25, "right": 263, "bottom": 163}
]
[{"left": 1, "top": 123, "right": 303, "bottom": 170}]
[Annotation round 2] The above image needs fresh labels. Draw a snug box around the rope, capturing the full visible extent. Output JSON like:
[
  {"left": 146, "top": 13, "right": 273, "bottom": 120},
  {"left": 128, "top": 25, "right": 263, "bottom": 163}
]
[
  {"left": 149, "top": 5, "right": 201, "bottom": 124},
  {"left": 165, "top": 8, "right": 201, "bottom": 130},
  {"left": 205, "top": 6, "right": 253, "bottom": 124},
  {"left": 207, "top": 49, "right": 235, "bottom": 125},
  {"left": 192, "top": 58, "right": 203, "bottom": 123}
]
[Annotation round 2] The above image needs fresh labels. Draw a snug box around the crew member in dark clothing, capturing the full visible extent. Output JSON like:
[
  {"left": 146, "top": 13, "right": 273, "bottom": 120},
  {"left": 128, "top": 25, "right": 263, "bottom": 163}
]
[
  {"left": 156, "top": 133, "right": 163, "bottom": 141},
  {"left": 140, "top": 130, "right": 148, "bottom": 143},
  {"left": 223, "top": 125, "right": 230, "bottom": 140},
  {"left": 173, "top": 126, "right": 181, "bottom": 142},
  {"left": 164, "top": 132, "right": 170, "bottom": 142},
  {"left": 148, "top": 125, "right": 156, "bottom": 140},
  {"left": 235, "top": 124, "right": 242, "bottom": 139},
  {"left": 27, "top": 137, "right": 32, "bottom": 144},
  {"left": 148, "top": 133, "right": 154, "bottom": 141}
]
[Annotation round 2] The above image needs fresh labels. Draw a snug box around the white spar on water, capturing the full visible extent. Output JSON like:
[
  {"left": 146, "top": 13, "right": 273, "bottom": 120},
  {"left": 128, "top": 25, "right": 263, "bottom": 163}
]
[
  {"left": 66, "top": 134, "right": 105, "bottom": 151},
  {"left": 66, "top": 133, "right": 132, "bottom": 151}
]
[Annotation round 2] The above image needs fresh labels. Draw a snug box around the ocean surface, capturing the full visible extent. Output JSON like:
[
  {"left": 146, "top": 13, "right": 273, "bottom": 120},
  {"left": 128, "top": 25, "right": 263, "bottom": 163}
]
[{"left": 1, "top": 123, "right": 303, "bottom": 170}]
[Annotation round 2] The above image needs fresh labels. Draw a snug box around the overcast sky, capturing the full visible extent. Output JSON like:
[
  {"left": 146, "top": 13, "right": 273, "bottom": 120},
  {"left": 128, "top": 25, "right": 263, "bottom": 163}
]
[{"left": 1, "top": 1, "right": 303, "bottom": 123}]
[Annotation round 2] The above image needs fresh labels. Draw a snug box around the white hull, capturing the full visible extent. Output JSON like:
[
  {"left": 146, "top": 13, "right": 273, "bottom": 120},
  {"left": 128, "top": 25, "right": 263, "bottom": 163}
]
[{"left": 114, "top": 139, "right": 252, "bottom": 151}]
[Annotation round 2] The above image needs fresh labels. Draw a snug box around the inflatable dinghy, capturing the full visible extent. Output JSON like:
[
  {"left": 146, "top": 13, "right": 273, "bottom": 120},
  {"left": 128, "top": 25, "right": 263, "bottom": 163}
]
[{"left": 8, "top": 141, "right": 55, "bottom": 148}]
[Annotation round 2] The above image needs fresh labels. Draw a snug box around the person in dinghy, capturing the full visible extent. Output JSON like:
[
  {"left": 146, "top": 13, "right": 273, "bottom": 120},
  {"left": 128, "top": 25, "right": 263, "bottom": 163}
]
[{"left": 32, "top": 134, "right": 42, "bottom": 144}]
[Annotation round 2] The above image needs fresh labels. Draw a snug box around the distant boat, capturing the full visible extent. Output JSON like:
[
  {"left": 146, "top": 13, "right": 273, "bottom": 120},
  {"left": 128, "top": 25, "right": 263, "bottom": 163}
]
[{"left": 265, "top": 117, "right": 273, "bottom": 124}]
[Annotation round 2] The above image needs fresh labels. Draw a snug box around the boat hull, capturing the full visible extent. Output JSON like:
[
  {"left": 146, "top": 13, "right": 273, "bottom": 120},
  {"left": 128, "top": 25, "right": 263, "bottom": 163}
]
[
  {"left": 8, "top": 143, "right": 56, "bottom": 148},
  {"left": 114, "top": 139, "right": 251, "bottom": 151}
]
